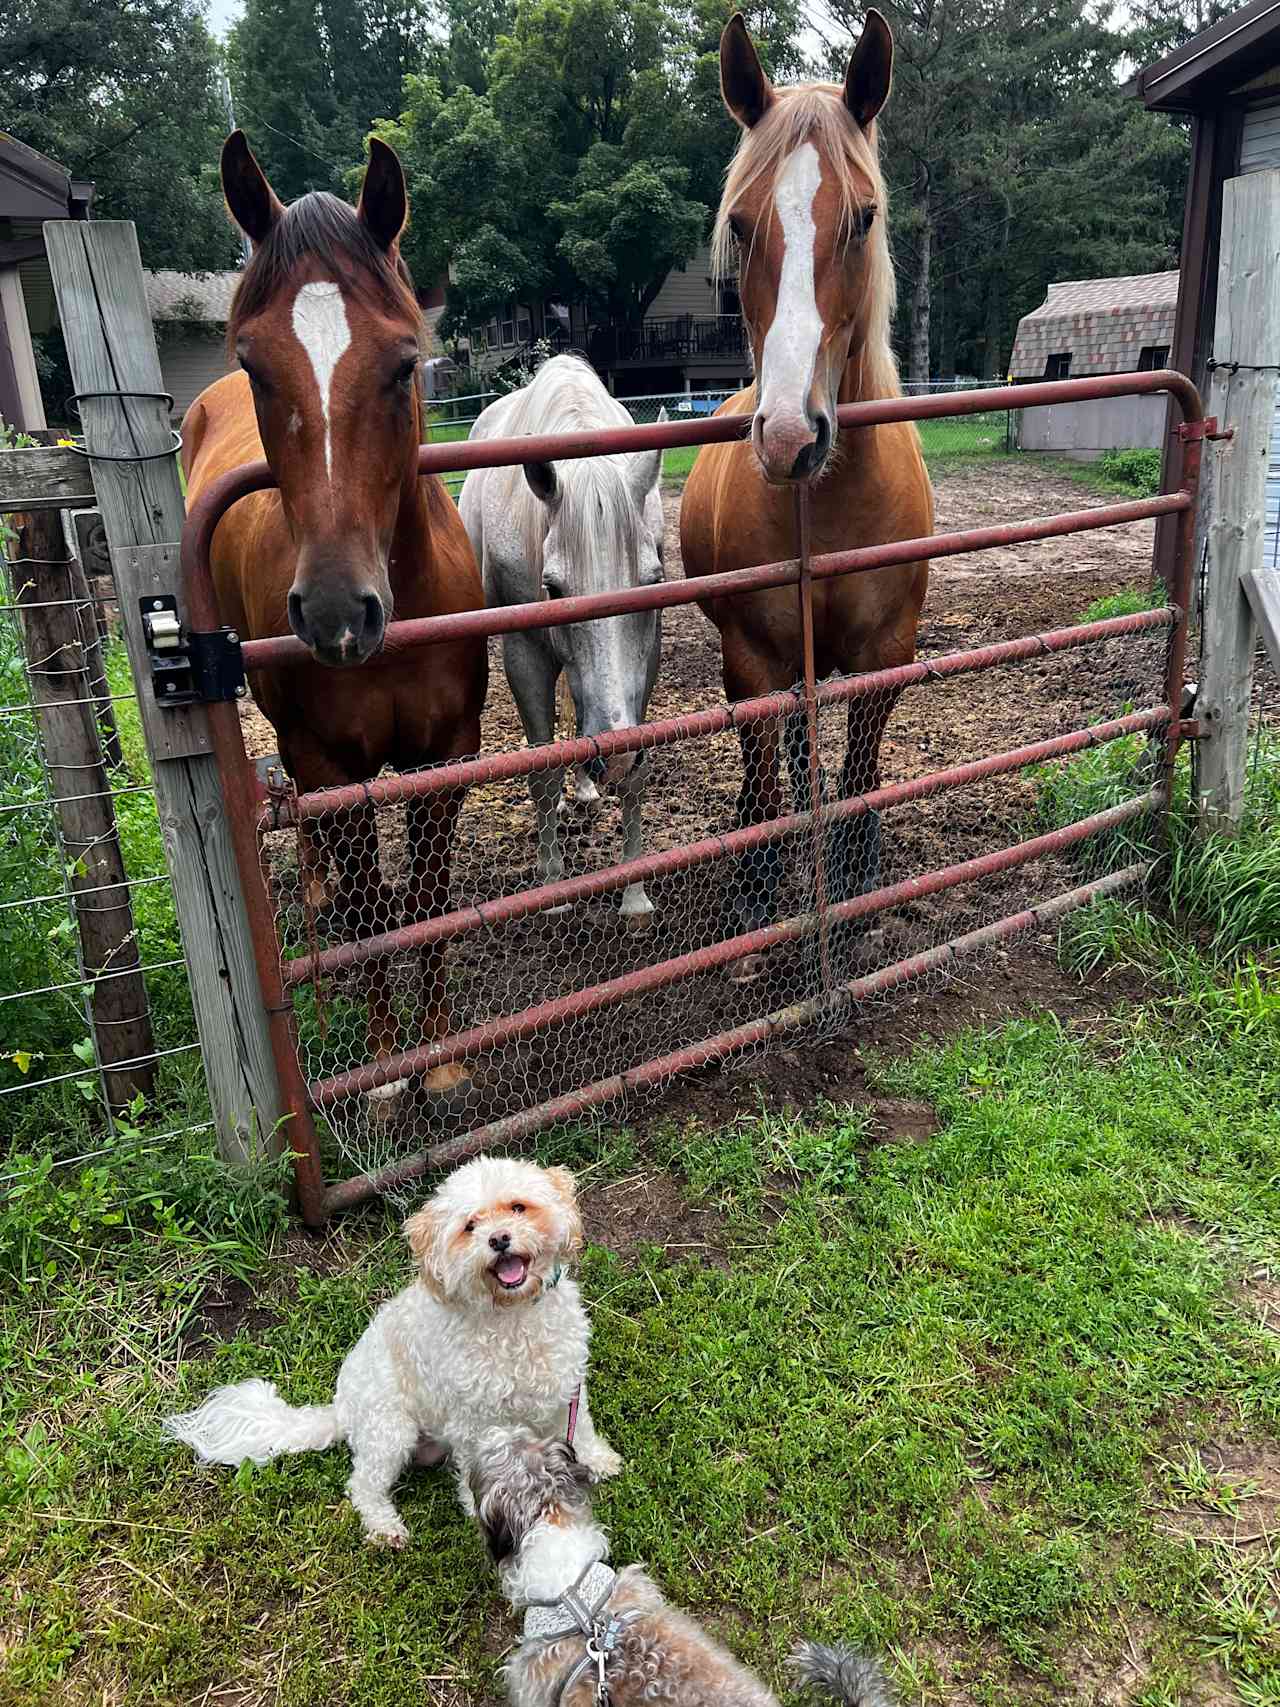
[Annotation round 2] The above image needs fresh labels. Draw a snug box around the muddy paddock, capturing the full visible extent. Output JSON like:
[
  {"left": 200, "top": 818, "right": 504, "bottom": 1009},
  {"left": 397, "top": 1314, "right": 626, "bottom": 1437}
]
[{"left": 242, "top": 457, "right": 1173, "bottom": 1182}]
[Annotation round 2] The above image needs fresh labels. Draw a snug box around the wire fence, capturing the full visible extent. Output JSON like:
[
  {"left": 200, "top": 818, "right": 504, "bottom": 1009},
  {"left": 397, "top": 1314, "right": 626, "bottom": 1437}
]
[{"left": 0, "top": 507, "right": 204, "bottom": 1165}]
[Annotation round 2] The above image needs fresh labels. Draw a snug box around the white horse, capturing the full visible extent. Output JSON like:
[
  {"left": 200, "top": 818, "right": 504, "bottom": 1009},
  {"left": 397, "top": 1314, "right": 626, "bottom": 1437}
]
[{"left": 460, "top": 355, "right": 666, "bottom": 924}]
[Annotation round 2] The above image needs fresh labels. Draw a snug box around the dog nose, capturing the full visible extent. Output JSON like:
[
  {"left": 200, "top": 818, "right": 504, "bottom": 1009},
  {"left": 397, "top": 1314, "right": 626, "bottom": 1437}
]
[{"left": 489, "top": 1231, "right": 511, "bottom": 1253}]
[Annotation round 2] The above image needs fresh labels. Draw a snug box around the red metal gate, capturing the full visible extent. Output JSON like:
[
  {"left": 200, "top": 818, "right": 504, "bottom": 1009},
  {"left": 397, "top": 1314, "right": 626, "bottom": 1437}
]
[{"left": 181, "top": 372, "right": 1206, "bottom": 1225}]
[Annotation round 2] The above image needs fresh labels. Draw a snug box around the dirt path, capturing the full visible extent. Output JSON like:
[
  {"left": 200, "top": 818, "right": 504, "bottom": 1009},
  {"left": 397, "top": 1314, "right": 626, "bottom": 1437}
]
[{"left": 244, "top": 458, "right": 1167, "bottom": 1169}]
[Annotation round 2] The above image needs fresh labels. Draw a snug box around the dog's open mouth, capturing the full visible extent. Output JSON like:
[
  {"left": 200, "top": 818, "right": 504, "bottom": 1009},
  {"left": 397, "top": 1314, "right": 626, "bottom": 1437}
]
[{"left": 491, "top": 1253, "right": 530, "bottom": 1290}]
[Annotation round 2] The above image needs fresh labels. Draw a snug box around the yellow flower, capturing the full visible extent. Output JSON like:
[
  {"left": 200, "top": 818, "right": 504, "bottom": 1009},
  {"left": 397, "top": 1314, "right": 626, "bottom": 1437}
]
[{"left": 56, "top": 437, "right": 77, "bottom": 448}]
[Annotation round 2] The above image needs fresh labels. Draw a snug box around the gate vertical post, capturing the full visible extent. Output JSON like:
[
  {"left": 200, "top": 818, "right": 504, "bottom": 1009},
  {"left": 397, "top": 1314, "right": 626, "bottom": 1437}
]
[
  {"left": 793, "top": 483, "right": 832, "bottom": 992},
  {"left": 1195, "top": 169, "right": 1280, "bottom": 832},
  {"left": 45, "top": 218, "right": 284, "bottom": 1166}
]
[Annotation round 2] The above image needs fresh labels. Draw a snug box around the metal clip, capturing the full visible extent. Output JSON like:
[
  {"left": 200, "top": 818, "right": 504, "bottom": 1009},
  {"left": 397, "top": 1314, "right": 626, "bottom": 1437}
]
[
  {"left": 139, "top": 594, "right": 247, "bottom": 706},
  {"left": 1176, "top": 417, "right": 1233, "bottom": 444}
]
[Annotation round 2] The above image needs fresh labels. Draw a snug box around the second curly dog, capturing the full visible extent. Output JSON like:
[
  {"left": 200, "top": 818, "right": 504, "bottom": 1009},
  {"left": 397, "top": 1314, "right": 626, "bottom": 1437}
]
[{"left": 163, "top": 1156, "right": 620, "bottom": 1545}]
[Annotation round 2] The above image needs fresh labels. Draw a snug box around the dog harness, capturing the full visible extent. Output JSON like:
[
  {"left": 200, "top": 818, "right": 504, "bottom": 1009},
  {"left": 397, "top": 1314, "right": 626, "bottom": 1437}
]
[{"left": 523, "top": 1560, "right": 637, "bottom": 1705}]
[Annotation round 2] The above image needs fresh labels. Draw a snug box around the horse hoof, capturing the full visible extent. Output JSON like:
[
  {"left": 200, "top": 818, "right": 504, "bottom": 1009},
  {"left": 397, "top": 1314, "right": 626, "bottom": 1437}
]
[
  {"left": 726, "top": 952, "right": 767, "bottom": 984},
  {"left": 366, "top": 1077, "right": 411, "bottom": 1127}
]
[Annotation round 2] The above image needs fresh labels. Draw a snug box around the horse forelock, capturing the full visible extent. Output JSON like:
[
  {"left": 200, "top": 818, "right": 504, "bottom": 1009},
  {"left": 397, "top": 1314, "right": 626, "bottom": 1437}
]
[
  {"left": 712, "top": 84, "right": 899, "bottom": 401},
  {"left": 226, "top": 191, "right": 420, "bottom": 349}
]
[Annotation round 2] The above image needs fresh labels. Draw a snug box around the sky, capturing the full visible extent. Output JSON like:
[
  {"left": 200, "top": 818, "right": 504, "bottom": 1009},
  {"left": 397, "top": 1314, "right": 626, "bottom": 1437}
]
[{"left": 207, "top": 0, "right": 243, "bottom": 35}]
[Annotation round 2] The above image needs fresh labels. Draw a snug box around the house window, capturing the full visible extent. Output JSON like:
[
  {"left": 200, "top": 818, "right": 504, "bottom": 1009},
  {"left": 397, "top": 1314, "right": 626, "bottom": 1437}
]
[
  {"left": 719, "top": 284, "right": 741, "bottom": 317},
  {"left": 486, "top": 319, "right": 499, "bottom": 347},
  {"left": 517, "top": 309, "right": 532, "bottom": 343},
  {"left": 1043, "top": 352, "right": 1071, "bottom": 381},
  {"left": 501, "top": 315, "right": 516, "bottom": 346},
  {"left": 1137, "top": 344, "right": 1170, "bottom": 371}
]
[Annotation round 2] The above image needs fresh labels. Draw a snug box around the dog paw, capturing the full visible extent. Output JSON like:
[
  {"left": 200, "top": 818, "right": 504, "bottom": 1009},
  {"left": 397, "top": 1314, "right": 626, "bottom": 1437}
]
[
  {"left": 366, "top": 1523, "right": 410, "bottom": 1549},
  {"left": 581, "top": 1444, "right": 623, "bottom": 1482}
]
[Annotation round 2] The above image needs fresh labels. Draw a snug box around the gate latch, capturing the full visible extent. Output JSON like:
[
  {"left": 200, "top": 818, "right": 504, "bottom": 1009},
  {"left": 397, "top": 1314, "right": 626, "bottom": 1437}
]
[
  {"left": 140, "top": 595, "right": 247, "bottom": 706},
  {"left": 1177, "top": 417, "right": 1233, "bottom": 443}
]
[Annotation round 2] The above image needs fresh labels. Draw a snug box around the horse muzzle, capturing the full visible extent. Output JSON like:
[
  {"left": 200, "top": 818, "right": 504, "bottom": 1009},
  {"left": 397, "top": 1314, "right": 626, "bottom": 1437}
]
[
  {"left": 753, "top": 407, "right": 832, "bottom": 485},
  {"left": 287, "top": 584, "right": 387, "bottom": 667}
]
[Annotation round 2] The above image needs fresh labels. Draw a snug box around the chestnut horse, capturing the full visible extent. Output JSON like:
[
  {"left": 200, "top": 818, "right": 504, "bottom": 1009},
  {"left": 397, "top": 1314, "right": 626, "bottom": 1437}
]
[
  {"left": 680, "top": 12, "right": 933, "bottom": 967},
  {"left": 182, "top": 134, "right": 487, "bottom": 1119}
]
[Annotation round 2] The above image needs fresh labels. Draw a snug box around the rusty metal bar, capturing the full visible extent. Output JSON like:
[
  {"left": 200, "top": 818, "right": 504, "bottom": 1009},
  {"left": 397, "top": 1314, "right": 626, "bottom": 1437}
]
[
  {"left": 181, "top": 370, "right": 1203, "bottom": 611},
  {"left": 309, "top": 791, "right": 1156, "bottom": 1106},
  {"left": 320, "top": 860, "right": 1150, "bottom": 1213},
  {"left": 238, "top": 493, "right": 1187, "bottom": 671},
  {"left": 1163, "top": 434, "right": 1204, "bottom": 822},
  {"left": 283, "top": 706, "right": 1177, "bottom": 990},
  {"left": 794, "top": 482, "right": 834, "bottom": 997},
  {"left": 278, "top": 607, "right": 1175, "bottom": 825}
]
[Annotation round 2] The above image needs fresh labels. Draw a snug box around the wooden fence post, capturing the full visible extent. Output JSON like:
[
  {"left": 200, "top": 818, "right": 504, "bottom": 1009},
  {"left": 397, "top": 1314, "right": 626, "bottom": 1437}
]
[
  {"left": 9, "top": 506, "right": 156, "bottom": 1107},
  {"left": 1195, "top": 168, "right": 1280, "bottom": 832},
  {"left": 45, "top": 219, "right": 283, "bottom": 1163}
]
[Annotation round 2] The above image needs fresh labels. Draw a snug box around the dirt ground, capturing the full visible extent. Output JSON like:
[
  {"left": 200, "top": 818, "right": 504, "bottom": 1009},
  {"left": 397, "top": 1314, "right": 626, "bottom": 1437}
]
[{"left": 239, "top": 458, "right": 1177, "bottom": 1169}]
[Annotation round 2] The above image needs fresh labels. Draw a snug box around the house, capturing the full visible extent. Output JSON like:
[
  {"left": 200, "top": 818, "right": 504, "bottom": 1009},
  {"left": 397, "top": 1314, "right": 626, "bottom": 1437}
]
[
  {"left": 458, "top": 243, "right": 751, "bottom": 399},
  {"left": 1133, "top": 0, "right": 1280, "bottom": 577},
  {"left": 1008, "top": 272, "right": 1180, "bottom": 456},
  {"left": 0, "top": 134, "right": 93, "bottom": 433}
]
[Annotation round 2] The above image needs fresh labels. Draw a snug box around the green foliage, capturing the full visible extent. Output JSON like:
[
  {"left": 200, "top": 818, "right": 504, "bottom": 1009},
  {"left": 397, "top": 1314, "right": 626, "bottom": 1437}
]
[
  {"left": 1096, "top": 448, "right": 1164, "bottom": 496},
  {"left": 3, "top": 0, "right": 238, "bottom": 272},
  {"left": 1037, "top": 728, "right": 1280, "bottom": 968},
  {"left": 1077, "top": 585, "right": 1164, "bottom": 623}
]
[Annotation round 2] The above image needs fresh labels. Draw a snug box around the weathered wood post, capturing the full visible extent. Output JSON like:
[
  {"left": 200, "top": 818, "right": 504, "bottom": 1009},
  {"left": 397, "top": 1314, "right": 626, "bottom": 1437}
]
[
  {"left": 46, "top": 218, "right": 283, "bottom": 1162},
  {"left": 1195, "top": 169, "right": 1280, "bottom": 831},
  {"left": 7, "top": 504, "right": 156, "bottom": 1106}
]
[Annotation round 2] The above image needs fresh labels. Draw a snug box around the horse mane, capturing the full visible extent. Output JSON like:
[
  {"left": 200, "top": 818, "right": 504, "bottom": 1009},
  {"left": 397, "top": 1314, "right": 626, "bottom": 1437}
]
[
  {"left": 496, "top": 355, "right": 651, "bottom": 589},
  {"left": 711, "top": 84, "right": 900, "bottom": 401},
  {"left": 227, "top": 191, "right": 420, "bottom": 347}
]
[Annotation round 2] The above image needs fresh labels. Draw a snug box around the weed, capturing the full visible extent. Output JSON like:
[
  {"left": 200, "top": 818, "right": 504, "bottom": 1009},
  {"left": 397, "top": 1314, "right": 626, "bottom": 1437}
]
[{"left": 1095, "top": 448, "right": 1163, "bottom": 496}]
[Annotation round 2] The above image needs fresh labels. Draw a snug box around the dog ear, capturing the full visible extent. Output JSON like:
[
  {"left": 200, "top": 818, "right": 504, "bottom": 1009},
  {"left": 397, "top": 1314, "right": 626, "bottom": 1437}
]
[
  {"left": 544, "top": 1166, "right": 584, "bottom": 1259},
  {"left": 403, "top": 1200, "right": 449, "bottom": 1300}
]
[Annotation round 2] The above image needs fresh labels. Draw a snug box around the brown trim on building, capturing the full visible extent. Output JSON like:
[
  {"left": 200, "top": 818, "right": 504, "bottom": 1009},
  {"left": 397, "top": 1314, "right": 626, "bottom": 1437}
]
[{"left": 1135, "top": 0, "right": 1280, "bottom": 112}]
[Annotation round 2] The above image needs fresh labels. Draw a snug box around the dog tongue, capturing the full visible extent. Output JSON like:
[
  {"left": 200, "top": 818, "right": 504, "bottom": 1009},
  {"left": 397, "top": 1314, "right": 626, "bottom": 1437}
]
[{"left": 497, "top": 1255, "right": 526, "bottom": 1285}]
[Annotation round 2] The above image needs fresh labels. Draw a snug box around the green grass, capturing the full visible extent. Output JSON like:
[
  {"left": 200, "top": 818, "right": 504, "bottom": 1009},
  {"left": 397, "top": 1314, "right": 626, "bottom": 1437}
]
[
  {"left": 3, "top": 917, "right": 1278, "bottom": 1703},
  {"left": 1076, "top": 586, "right": 1165, "bottom": 624}
]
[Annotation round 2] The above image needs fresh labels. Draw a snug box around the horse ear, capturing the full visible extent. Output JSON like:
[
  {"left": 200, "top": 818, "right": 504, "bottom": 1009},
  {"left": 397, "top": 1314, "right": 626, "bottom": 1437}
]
[
  {"left": 721, "top": 14, "right": 775, "bottom": 130},
  {"left": 221, "top": 131, "right": 284, "bottom": 247},
  {"left": 524, "top": 461, "right": 559, "bottom": 505},
  {"left": 844, "top": 9, "right": 893, "bottom": 128},
  {"left": 358, "top": 137, "right": 408, "bottom": 253}
]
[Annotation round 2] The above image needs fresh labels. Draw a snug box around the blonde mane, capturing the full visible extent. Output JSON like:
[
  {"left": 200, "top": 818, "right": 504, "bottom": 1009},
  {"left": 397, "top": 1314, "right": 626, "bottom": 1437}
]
[{"left": 711, "top": 84, "right": 900, "bottom": 402}]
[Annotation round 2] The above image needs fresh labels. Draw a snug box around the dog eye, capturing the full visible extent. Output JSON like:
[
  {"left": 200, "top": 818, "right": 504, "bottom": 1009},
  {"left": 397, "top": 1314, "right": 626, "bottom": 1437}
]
[
  {"left": 511, "top": 1202, "right": 526, "bottom": 1214},
  {"left": 465, "top": 1219, "right": 476, "bottom": 1233}
]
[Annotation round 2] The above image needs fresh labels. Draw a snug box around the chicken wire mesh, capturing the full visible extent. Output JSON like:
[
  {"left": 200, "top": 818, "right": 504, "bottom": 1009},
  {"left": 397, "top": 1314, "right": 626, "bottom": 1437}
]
[{"left": 257, "top": 581, "right": 1173, "bottom": 1210}]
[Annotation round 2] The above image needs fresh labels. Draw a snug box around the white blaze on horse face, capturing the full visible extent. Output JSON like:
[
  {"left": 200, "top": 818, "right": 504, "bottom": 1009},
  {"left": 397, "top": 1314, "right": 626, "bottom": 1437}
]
[
  {"left": 291, "top": 281, "right": 352, "bottom": 480},
  {"left": 759, "top": 143, "right": 824, "bottom": 425}
]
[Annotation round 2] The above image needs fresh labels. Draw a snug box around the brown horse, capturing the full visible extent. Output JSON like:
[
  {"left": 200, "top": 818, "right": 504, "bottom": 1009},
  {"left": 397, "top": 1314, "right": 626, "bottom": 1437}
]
[
  {"left": 680, "top": 12, "right": 933, "bottom": 961},
  {"left": 182, "top": 133, "right": 487, "bottom": 1119}
]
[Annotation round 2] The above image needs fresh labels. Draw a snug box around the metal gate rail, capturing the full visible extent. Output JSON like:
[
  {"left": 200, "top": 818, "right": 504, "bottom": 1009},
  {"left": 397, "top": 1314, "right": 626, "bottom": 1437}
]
[{"left": 180, "top": 371, "right": 1206, "bottom": 1225}]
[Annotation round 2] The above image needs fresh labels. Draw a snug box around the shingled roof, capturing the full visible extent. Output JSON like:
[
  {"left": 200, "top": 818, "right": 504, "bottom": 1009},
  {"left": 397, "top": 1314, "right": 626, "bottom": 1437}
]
[
  {"left": 143, "top": 270, "right": 241, "bottom": 323},
  {"left": 1009, "top": 271, "right": 1179, "bottom": 380}
]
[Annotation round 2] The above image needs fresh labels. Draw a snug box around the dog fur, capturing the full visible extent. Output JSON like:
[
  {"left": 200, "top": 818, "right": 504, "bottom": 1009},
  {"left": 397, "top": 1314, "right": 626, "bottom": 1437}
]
[
  {"left": 468, "top": 1430, "right": 894, "bottom": 1707},
  {"left": 162, "top": 1157, "right": 620, "bottom": 1545}
]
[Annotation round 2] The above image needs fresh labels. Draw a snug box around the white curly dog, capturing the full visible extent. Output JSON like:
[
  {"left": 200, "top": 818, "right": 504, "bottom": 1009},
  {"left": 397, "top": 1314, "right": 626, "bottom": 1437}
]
[{"left": 162, "top": 1155, "right": 620, "bottom": 1546}]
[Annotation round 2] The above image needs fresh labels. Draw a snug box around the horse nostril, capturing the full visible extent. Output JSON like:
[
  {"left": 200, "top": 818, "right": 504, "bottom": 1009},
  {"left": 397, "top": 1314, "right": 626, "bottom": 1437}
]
[
  {"left": 362, "top": 592, "right": 385, "bottom": 643},
  {"left": 489, "top": 1232, "right": 511, "bottom": 1253},
  {"left": 287, "top": 591, "right": 308, "bottom": 643},
  {"left": 812, "top": 413, "right": 832, "bottom": 464},
  {"left": 791, "top": 441, "right": 818, "bottom": 479}
]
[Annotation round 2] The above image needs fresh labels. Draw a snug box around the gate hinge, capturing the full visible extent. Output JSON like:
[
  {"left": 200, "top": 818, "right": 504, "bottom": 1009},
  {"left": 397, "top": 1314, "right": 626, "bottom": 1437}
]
[
  {"left": 1177, "top": 417, "right": 1233, "bottom": 443},
  {"left": 140, "top": 595, "right": 247, "bottom": 706}
]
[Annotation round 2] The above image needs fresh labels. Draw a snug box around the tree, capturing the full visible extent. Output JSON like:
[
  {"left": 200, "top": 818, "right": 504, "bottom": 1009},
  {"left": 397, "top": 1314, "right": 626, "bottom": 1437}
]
[
  {"left": 4, "top": 0, "right": 238, "bottom": 271},
  {"left": 227, "top": 0, "right": 430, "bottom": 203},
  {"left": 554, "top": 147, "right": 706, "bottom": 323}
]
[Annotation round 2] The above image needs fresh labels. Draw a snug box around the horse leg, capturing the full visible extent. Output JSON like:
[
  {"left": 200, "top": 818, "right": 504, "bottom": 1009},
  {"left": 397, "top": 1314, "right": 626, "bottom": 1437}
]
[
  {"left": 830, "top": 687, "right": 899, "bottom": 905},
  {"left": 404, "top": 787, "right": 469, "bottom": 1098},
  {"left": 616, "top": 756, "right": 653, "bottom": 928},
  {"left": 783, "top": 706, "right": 830, "bottom": 906},
  {"left": 727, "top": 714, "right": 786, "bottom": 980},
  {"left": 503, "top": 633, "right": 565, "bottom": 885},
  {"left": 315, "top": 801, "right": 408, "bottom": 1127}
]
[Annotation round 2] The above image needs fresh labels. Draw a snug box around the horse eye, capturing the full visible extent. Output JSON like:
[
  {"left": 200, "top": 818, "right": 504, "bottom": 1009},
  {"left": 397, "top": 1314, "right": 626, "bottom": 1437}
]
[
  {"left": 465, "top": 1219, "right": 476, "bottom": 1233},
  {"left": 727, "top": 214, "right": 745, "bottom": 242},
  {"left": 512, "top": 1202, "right": 526, "bottom": 1214},
  {"left": 393, "top": 359, "right": 418, "bottom": 390},
  {"left": 851, "top": 205, "right": 877, "bottom": 242}
]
